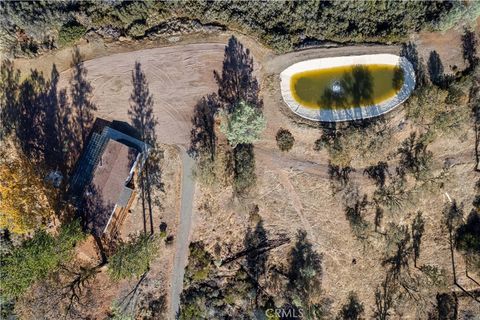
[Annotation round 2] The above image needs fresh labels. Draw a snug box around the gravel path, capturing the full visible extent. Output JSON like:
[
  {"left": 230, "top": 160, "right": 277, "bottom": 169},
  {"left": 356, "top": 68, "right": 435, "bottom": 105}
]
[{"left": 169, "top": 149, "right": 195, "bottom": 319}]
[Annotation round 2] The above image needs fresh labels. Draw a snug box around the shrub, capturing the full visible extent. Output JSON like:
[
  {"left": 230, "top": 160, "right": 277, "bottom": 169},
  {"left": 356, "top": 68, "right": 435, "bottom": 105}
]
[
  {"left": 420, "top": 265, "right": 448, "bottom": 289},
  {"left": 184, "top": 242, "right": 213, "bottom": 285},
  {"left": 193, "top": 144, "right": 233, "bottom": 188},
  {"left": 128, "top": 21, "right": 148, "bottom": 38},
  {"left": 0, "top": 154, "right": 55, "bottom": 235},
  {"left": 58, "top": 22, "right": 86, "bottom": 46},
  {"left": 397, "top": 132, "right": 433, "bottom": 180},
  {"left": 220, "top": 101, "right": 265, "bottom": 148},
  {"left": 317, "top": 121, "right": 394, "bottom": 167},
  {"left": 406, "top": 85, "right": 469, "bottom": 138},
  {"left": 276, "top": 128, "right": 295, "bottom": 152}
]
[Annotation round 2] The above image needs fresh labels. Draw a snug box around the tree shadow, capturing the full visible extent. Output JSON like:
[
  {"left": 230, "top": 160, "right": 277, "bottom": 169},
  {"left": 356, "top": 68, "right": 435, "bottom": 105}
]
[
  {"left": 188, "top": 93, "right": 219, "bottom": 160},
  {"left": 441, "top": 201, "right": 480, "bottom": 303},
  {"left": 373, "top": 273, "right": 396, "bottom": 320},
  {"left": 429, "top": 292, "right": 458, "bottom": 320},
  {"left": 374, "top": 205, "right": 384, "bottom": 233},
  {"left": 411, "top": 211, "right": 425, "bottom": 268},
  {"left": 342, "top": 185, "right": 370, "bottom": 241},
  {"left": 471, "top": 77, "right": 480, "bottom": 172},
  {"left": 317, "top": 65, "right": 374, "bottom": 110},
  {"left": 338, "top": 291, "right": 364, "bottom": 320},
  {"left": 400, "top": 42, "right": 426, "bottom": 87},
  {"left": 392, "top": 66, "right": 404, "bottom": 91},
  {"left": 128, "top": 61, "right": 163, "bottom": 235},
  {"left": 1, "top": 47, "right": 96, "bottom": 183},
  {"left": 70, "top": 46, "right": 97, "bottom": 146},
  {"left": 244, "top": 218, "right": 268, "bottom": 306},
  {"left": 347, "top": 65, "right": 374, "bottom": 108},
  {"left": 214, "top": 35, "right": 262, "bottom": 110},
  {"left": 382, "top": 225, "right": 410, "bottom": 281},
  {"left": 461, "top": 27, "right": 479, "bottom": 73},
  {"left": 427, "top": 50, "right": 445, "bottom": 88},
  {"left": 15, "top": 68, "right": 49, "bottom": 163},
  {"left": 455, "top": 209, "right": 480, "bottom": 281},
  {"left": 363, "top": 161, "right": 389, "bottom": 188},
  {"left": 318, "top": 86, "right": 348, "bottom": 110},
  {"left": 328, "top": 161, "right": 354, "bottom": 193},
  {"left": 288, "top": 230, "right": 322, "bottom": 292},
  {"left": 233, "top": 143, "right": 256, "bottom": 195},
  {"left": 287, "top": 230, "right": 323, "bottom": 314},
  {"left": 78, "top": 183, "right": 112, "bottom": 263},
  {"left": 0, "top": 60, "right": 20, "bottom": 139}
]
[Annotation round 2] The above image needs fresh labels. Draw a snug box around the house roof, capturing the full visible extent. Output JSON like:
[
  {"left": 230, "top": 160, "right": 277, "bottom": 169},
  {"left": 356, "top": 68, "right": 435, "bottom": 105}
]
[
  {"left": 69, "top": 118, "right": 150, "bottom": 236},
  {"left": 90, "top": 139, "right": 138, "bottom": 209}
]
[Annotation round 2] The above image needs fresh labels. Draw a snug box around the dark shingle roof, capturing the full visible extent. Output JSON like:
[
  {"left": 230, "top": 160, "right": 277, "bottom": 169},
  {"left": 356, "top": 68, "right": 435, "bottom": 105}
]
[{"left": 69, "top": 118, "right": 150, "bottom": 236}]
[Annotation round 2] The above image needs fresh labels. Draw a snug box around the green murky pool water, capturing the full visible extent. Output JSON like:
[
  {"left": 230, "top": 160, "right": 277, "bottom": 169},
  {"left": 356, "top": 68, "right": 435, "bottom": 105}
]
[{"left": 290, "top": 64, "right": 404, "bottom": 110}]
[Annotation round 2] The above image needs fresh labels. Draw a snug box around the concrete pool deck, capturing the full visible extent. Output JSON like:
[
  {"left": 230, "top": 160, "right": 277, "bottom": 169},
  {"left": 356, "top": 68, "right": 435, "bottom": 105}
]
[{"left": 280, "top": 54, "right": 416, "bottom": 122}]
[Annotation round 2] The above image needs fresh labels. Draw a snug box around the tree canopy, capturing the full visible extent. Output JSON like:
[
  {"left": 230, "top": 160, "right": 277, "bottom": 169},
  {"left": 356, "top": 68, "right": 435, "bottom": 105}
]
[
  {"left": 108, "top": 234, "right": 160, "bottom": 281},
  {"left": 0, "top": 220, "right": 85, "bottom": 299},
  {"left": 220, "top": 101, "right": 265, "bottom": 148}
]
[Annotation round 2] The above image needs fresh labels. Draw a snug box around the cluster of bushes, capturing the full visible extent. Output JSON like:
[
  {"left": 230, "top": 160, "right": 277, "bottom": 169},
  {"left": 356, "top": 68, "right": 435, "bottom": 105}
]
[
  {"left": 179, "top": 229, "right": 327, "bottom": 319},
  {"left": 316, "top": 119, "right": 394, "bottom": 168},
  {"left": 2, "top": 1, "right": 478, "bottom": 56}
]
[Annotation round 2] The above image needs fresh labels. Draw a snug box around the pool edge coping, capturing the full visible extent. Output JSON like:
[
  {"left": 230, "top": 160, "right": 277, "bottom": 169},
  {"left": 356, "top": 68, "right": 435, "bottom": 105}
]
[{"left": 279, "top": 54, "right": 416, "bottom": 122}]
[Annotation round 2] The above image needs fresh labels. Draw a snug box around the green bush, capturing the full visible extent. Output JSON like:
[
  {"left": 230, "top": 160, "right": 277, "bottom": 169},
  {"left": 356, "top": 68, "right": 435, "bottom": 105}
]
[
  {"left": 58, "top": 22, "right": 87, "bottom": 46},
  {"left": 128, "top": 21, "right": 148, "bottom": 37},
  {"left": 184, "top": 242, "right": 213, "bottom": 285},
  {"left": 276, "top": 128, "right": 295, "bottom": 152}
]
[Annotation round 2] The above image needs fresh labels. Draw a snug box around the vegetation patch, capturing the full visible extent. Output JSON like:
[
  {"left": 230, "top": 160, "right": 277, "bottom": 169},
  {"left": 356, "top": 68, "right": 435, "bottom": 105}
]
[
  {"left": 276, "top": 128, "right": 295, "bottom": 152},
  {"left": 0, "top": 220, "right": 85, "bottom": 299},
  {"left": 58, "top": 22, "right": 87, "bottom": 47},
  {"left": 108, "top": 234, "right": 160, "bottom": 281}
]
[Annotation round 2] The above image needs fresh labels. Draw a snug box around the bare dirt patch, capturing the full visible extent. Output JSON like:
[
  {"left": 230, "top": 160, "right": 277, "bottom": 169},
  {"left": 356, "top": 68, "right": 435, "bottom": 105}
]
[
  {"left": 416, "top": 28, "right": 468, "bottom": 75},
  {"left": 56, "top": 42, "right": 225, "bottom": 146}
]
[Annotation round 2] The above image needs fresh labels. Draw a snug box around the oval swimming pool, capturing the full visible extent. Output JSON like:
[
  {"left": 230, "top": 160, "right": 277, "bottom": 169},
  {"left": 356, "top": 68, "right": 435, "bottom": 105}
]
[{"left": 280, "top": 54, "right": 416, "bottom": 122}]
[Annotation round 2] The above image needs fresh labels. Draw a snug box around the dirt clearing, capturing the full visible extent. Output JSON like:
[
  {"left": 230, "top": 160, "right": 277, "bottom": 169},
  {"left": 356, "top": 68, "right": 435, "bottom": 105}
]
[{"left": 57, "top": 43, "right": 225, "bottom": 146}]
